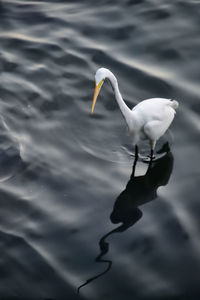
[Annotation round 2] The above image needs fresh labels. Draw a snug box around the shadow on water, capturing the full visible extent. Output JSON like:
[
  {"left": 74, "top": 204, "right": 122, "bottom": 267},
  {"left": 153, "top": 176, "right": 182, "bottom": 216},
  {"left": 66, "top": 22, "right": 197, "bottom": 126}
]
[
  {"left": 0, "top": 229, "right": 83, "bottom": 299},
  {"left": 78, "top": 144, "right": 174, "bottom": 294}
]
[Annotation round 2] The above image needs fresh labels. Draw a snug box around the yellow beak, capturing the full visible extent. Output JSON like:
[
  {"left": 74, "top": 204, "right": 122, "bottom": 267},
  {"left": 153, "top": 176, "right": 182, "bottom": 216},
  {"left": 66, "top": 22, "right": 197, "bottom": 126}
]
[{"left": 91, "top": 79, "right": 104, "bottom": 113}]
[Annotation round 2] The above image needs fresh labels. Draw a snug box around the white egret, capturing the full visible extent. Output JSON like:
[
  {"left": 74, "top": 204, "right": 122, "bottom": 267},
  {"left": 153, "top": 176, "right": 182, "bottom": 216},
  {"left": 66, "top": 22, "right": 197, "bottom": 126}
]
[{"left": 91, "top": 68, "right": 179, "bottom": 159}]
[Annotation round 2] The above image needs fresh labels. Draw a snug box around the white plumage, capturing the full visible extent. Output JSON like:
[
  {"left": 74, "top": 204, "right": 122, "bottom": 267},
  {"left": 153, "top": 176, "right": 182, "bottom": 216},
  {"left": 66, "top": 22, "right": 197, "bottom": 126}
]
[{"left": 91, "top": 68, "right": 179, "bottom": 158}]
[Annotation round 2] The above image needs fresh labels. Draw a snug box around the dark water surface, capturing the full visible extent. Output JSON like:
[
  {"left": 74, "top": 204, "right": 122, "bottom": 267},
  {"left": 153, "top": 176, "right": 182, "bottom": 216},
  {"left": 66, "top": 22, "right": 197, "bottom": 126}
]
[{"left": 0, "top": 0, "right": 200, "bottom": 299}]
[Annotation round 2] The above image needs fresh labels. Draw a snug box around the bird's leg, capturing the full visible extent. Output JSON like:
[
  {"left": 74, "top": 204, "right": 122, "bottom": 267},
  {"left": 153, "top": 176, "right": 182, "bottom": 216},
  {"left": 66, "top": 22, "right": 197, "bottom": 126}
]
[
  {"left": 150, "top": 149, "right": 154, "bottom": 160},
  {"left": 132, "top": 146, "right": 138, "bottom": 176},
  {"left": 150, "top": 140, "right": 156, "bottom": 161},
  {"left": 135, "top": 144, "right": 139, "bottom": 159}
]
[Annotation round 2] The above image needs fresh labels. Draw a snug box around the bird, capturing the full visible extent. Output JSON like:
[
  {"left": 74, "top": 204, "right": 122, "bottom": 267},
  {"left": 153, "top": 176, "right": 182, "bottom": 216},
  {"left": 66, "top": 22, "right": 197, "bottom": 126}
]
[{"left": 91, "top": 67, "right": 179, "bottom": 159}]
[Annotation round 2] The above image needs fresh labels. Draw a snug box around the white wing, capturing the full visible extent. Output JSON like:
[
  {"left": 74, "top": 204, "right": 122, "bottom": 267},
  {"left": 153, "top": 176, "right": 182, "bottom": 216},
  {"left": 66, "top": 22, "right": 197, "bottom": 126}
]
[{"left": 143, "top": 104, "right": 176, "bottom": 141}]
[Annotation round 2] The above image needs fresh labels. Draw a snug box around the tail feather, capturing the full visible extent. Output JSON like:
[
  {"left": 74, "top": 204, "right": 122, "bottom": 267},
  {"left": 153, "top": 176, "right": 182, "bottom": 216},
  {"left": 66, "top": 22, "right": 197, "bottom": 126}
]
[{"left": 169, "top": 100, "right": 179, "bottom": 110}]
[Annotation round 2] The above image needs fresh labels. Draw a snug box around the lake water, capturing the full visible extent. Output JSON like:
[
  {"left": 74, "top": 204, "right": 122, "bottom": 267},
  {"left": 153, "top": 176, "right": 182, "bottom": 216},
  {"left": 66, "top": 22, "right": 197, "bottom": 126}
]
[{"left": 0, "top": 0, "right": 200, "bottom": 299}]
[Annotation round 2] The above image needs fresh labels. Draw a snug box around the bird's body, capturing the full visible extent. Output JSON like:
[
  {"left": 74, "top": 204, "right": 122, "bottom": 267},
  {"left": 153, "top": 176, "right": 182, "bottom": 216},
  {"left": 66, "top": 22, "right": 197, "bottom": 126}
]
[
  {"left": 91, "top": 68, "right": 179, "bottom": 158},
  {"left": 129, "top": 98, "right": 178, "bottom": 146}
]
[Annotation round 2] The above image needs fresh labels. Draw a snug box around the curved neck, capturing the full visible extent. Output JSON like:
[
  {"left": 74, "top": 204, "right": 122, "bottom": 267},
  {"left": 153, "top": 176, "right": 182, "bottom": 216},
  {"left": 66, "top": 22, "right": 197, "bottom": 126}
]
[{"left": 106, "top": 70, "right": 132, "bottom": 125}]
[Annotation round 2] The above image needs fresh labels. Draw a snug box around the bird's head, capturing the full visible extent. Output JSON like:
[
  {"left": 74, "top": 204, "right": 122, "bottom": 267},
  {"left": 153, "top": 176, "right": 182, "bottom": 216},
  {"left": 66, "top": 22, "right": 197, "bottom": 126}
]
[{"left": 91, "top": 68, "right": 108, "bottom": 113}]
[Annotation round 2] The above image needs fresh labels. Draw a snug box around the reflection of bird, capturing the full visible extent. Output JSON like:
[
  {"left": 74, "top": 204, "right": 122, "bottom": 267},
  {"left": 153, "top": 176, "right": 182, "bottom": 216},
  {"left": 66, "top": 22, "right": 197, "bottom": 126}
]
[
  {"left": 91, "top": 68, "right": 179, "bottom": 158},
  {"left": 111, "top": 145, "right": 173, "bottom": 226},
  {"left": 78, "top": 146, "right": 173, "bottom": 294}
]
